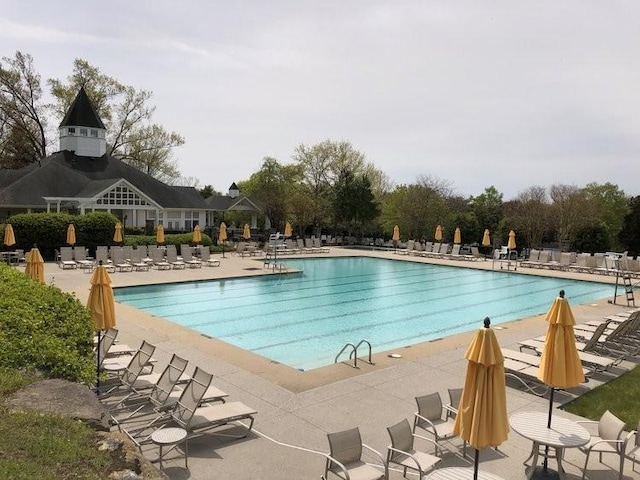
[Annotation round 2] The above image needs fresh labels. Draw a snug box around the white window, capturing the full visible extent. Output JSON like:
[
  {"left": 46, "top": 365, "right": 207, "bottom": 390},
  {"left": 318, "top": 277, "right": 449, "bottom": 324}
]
[
  {"left": 90, "top": 129, "right": 98, "bottom": 138},
  {"left": 80, "top": 128, "right": 88, "bottom": 136},
  {"left": 67, "top": 127, "right": 75, "bottom": 135}
]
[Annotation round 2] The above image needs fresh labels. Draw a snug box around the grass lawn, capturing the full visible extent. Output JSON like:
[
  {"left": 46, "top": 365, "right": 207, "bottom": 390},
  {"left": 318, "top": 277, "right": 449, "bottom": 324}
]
[
  {"left": 562, "top": 364, "right": 640, "bottom": 430},
  {"left": 0, "top": 368, "right": 122, "bottom": 480}
]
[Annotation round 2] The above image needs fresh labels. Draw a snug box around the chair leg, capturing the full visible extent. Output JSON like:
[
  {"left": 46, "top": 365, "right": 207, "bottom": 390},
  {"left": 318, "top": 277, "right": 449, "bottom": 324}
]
[
  {"left": 582, "top": 451, "right": 590, "bottom": 480},
  {"left": 619, "top": 454, "right": 624, "bottom": 480}
]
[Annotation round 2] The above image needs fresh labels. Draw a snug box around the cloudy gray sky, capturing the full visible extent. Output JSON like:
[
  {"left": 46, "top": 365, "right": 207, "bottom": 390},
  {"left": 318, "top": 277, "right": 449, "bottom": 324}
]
[{"left": 2, "top": 1, "right": 639, "bottom": 200}]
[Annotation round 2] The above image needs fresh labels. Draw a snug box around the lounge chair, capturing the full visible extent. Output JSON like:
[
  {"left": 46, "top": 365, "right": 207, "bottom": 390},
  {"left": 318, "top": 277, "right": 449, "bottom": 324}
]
[
  {"left": 577, "top": 410, "right": 634, "bottom": 480},
  {"left": 423, "top": 243, "right": 440, "bottom": 258},
  {"left": 502, "top": 348, "right": 591, "bottom": 377},
  {"left": 324, "top": 427, "right": 387, "bottom": 480},
  {"left": 151, "top": 248, "right": 171, "bottom": 270},
  {"left": 412, "top": 392, "right": 458, "bottom": 455},
  {"left": 96, "top": 328, "right": 135, "bottom": 364},
  {"left": 520, "top": 249, "right": 540, "bottom": 268},
  {"left": 629, "top": 421, "right": 640, "bottom": 473},
  {"left": 100, "top": 340, "right": 156, "bottom": 396},
  {"left": 58, "top": 246, "right": 77, "bottom": 269},
  {"left": 470, "top": 246, "right": 485, "bottom": 261},
  {"left": 199, "top": 248, "right": 221, "bottom": 267},
  {"left": 386, "top": 418, "right": 441, "bottom": 478},
  {"left": 73, "top": 246, "right": 94, "bottom": 270},
  {"left": 166, "top": 246, "right": 186, "bottom": 269},
  {"left": 397, "top": 240, "right": 414, "bottom": 255},
  {"left": 129, "top": 248, "right": 150, "bottom": 271},
  {"left": 110, "top": 247, "right": 133, "bottom": 272},
  {"left": 181, "top": 246, "right": 202, "bottom": 268},
  {"left": 314, "top": 237, "right": 329, "bottom": 253}
]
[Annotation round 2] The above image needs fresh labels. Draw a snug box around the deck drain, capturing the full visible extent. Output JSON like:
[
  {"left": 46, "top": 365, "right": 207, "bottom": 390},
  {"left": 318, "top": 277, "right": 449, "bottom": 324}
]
[{"left": 243, "top": 267, "right": 262, "bottom": 271}]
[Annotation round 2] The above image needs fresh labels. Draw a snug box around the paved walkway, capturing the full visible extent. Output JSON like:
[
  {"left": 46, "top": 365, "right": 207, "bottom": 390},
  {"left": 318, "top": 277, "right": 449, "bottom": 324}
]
[{"left": 43, "top": 248, "right": 640, "bottom": 479}]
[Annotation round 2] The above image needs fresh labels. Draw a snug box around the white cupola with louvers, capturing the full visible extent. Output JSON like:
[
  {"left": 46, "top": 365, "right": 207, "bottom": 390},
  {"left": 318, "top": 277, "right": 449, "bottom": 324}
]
[{"left": 58, "top": 86, "right": 107, "bottom": 157}]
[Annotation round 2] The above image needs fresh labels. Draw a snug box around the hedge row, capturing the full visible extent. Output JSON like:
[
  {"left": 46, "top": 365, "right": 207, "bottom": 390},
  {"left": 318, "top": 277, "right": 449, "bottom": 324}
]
[{"left": 0, "top": 263, "right": 95, "bottom": 384}]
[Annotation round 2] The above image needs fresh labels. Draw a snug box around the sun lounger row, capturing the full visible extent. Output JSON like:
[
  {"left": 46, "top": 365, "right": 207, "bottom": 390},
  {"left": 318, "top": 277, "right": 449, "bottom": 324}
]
[
  {"left": 98, "top": 337, "right": 257, "bottom": 466},
  {"left": 520, "top": 249, "right": 640, "bottom": 276},
  {"left": 396, "top": 241, "right": 484, "bottom": 261}
]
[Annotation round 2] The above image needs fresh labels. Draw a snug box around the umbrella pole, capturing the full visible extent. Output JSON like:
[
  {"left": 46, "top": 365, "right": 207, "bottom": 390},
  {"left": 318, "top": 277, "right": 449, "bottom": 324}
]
[
  {"left": 474, "top": 448, "right": 479, "bottom": 480},
  {"left": 542, "top": 387, "right": 555, "bottom": 472},
  {"left": 96, "top": 330, "right": 101, "bottom": 393}
]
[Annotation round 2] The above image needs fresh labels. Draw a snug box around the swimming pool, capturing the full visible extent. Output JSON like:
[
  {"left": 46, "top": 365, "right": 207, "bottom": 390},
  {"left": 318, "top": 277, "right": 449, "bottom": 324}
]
[{"left": 113, "top": 257, "right": 613, "bottom": 371}]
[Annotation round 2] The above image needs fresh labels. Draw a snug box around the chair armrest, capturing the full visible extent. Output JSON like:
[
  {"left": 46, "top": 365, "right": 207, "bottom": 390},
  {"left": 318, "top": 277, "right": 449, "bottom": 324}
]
[
  {"left": 582, "top": 437, "right": 626, "bottom": 452},
  {"left": 443, "top": 404, "right": 458, "bottom": 418},
  {"left": 388, "top": 446, "right": 424, "bottom": 471},
  {"left": 362, "top": 443, "right": 387, "bottom": 467},
  {"left": 324, "top": 454, "right": 350, "bottom": 479},
  {"left": 414, "top": 413, "right": 438, "bottom": 433}
]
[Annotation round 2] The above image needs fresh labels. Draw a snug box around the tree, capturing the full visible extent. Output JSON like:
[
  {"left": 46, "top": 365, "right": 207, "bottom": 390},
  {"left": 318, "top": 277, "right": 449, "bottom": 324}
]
[
  {"left": 618, "top": 196, "right": 640, "bottom": 256},
  {"left": 0, "top": 51, "right": 48, "bottom": 168},
  {"left": 583, "top": 182, "right": 629, "bottom": 250},
  {"left": 503, "top": 186, "right": 551, "bottom": 249},
  {"left": 549, "top": 184, "right": 598, "bottom": 249},
  {"left": 333, "top": 170, "right": 379, "bottom": 237},
  {"left": 48, "top": 59, "right": 184, "bottom": 183},
  {"left": 198, "top": 185, "right": 218, "bottom": 199},
  {"left": 471, "top": 186, "right": 503, "bottom": 235}
]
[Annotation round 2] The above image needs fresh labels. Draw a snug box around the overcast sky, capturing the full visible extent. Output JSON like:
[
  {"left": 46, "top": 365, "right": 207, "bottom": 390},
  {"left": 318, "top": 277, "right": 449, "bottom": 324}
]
[{"left": 2, "top": 1, "right": 639, "bottom": 200}]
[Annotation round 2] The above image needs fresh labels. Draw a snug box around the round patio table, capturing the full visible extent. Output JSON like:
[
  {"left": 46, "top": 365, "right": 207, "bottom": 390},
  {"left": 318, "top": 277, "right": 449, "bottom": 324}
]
[
  {"left": 510, "top": 411, "right": 590, "bottom": 480},
  {"left": 151, "top": 427, "right": 188, "bottom": 470},
  {"left": 425, "top": 467, "right": 505, "bottom": 480}
]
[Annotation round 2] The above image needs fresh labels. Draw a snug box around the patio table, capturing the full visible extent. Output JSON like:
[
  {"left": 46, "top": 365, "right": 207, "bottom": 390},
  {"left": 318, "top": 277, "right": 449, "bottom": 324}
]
[{"left": 510, "top": 411, "right": 590, "bottom": 480}]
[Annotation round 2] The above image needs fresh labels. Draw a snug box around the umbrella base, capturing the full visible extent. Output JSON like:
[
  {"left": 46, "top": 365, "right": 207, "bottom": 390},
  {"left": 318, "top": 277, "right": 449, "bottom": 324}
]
[{"left": 527, "top": 466, "right": 561, "bottom": 480}]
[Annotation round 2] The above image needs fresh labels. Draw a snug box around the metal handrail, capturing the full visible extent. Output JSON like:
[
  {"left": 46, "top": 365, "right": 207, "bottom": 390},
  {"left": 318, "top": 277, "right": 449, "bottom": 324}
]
[
  {"left": 351, "top": 339, "right": 375, "bottom": 366},
  {"left": 335, "top": 343, "right": 357, "bottom": 367}
]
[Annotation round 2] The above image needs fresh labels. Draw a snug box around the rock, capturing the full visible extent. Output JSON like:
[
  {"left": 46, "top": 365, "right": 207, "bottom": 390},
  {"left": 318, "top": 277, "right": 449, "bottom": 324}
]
[
  {"left": 6, "top": 378, "right": 111, "bottom": 431},
  {"left": 109, "top": 470, "right": 144, "bottom": 480}
]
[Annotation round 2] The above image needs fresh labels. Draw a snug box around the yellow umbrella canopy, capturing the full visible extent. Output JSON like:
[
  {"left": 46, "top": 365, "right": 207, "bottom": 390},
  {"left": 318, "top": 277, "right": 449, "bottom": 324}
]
[
  {"left": 87, "top": 263, "right": 116, "bottom": 390},
  {"left": 392, "top": 225, "right": 400, "bottom": 242},
  {"left": 113, "top": 222, "right": 123, "bottom": 243},
  {"left": 66, "top": 223, "right": 76, "bottom": 246},
  {"left": 25, "top": 246, "right": 45, "bottom": 283},
  {"left": 435, "top": 225, "right": 443, "bottom": 241},
  {"left": 507, "top": 230, "right": 516, "bottom": 250},
  {"left": 218, "top": 222, "right": 227, "bottom": 243},
  {"left": 4, "top": 223, "right": 16, "bottom": 247},
  {"left": 284, "top": 222, "right": 292, "bottom": 238},
  {"left": 243, "top": 223, "right": 251, "bottom": 240},
  {"left": 482, "top": 229, "right": 491, "bottom": 247},
  {"left": 537, "top": 291, "right": 585, "bottom": 389},
  {"left": 454, "top": 227, "right": 461, "bottom": 244},
  {"left": 454, "top": 318, "right": 509, "bottom": 477},
  {"left": 192, "top": 224, "right": 202, "bottom": 243},
  {"left": 156, "top": 224, "right": 165, "bottom": 245}
]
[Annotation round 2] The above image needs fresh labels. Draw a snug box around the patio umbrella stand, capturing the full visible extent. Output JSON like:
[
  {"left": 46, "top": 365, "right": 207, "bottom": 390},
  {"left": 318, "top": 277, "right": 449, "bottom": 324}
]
[
  {"left": 533, "top": 290, "right": 585, "bottom": 479},
  {"left": 453, "top": 317, "right": 509, "bottom": 480}
]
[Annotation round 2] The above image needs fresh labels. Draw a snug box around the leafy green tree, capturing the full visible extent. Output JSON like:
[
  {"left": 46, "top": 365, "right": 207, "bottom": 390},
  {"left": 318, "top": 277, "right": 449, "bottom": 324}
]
[
  {"left": 470, "top": 186, "right": 503, "bottom": 234},
  {"left": 333, "top": 170, "right": 379, "bottom": 237},
  {"left": 503, "top": 186, "right": 551, "bottom": 249},
  {"left": 0, "top": 51, "right": 48, "bottom": 168},
  {"left": 198, "top": 185, "right": 218, "bottom": 199},
  {"left": 572, "top": 224, "right": 610, "bottom": 253},
  {"left": 49, "top": 59, "right": 184, "bottom": 183},
  {"left": 618, "top": 196, "right": 640, "bottom": 256},
  {"left": 549, "top": 184, "right": 599, "bottom": 250},
  {"left": 583, "top": 182, "right": 629, "bottom": 250}
]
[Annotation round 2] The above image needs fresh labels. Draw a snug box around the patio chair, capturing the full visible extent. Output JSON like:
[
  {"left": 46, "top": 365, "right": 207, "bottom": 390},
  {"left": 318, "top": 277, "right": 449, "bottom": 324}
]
[
  {"left": 412, "top": 392, "right": 458, "bottom": 454},
  {"left": 73, "top": 246, "right": 94, "bottom": 269},
  {"left": 166, "top": 247, "right": 186, "bottom": 269},
  {"left": 577, "top": 410, "right": 633, "bottom": 480},
  {"left": 58, "top": 246, "right": 77, "bottom": 269},
  {"left": 324, "top": 427, "right": 387, "bottom": 480},
  {"left": 386, "top": 418, "right": 441, "bottom": 478},
  {"left": 110, "top": 247, "right": 133, "bottom": 272},
  {"left": 129, "top": 248, "right": 150, "bottom": 271},
  {"left": 151, "top": 247, "right": 171, "bottom": 270},
  {"left": 199, "top": 248, "right": 220, "bottom": 267},
  {"left": 181, "top": 246, "right": 202, "bottom": 268},
  {"left": 629, "top": 421, "right": 640, "bottom": 472},
  {"left": 444, "top": 387, "right": 463, "bottom": 419}
]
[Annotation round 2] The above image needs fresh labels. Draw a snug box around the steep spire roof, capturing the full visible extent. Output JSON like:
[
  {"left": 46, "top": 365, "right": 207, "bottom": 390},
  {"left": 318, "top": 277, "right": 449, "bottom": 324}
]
[{"left": 59, "top": 86, "right": 106, "bottom": 129}]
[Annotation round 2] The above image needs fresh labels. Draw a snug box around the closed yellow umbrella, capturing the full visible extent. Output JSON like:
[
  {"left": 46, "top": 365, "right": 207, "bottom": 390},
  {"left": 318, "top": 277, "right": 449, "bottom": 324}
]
[
  {"left": 482, "top": 229, "right": 491, "bottom": 247},
  {"left": 192, "top": 224, "right": 202, "bottom": 244},
  {"left": 25, "top": 246, "right": 45, "bottom": 283},
  {"left": 243, "top": 223, "right": 251, "bottom": 240},
  {"left": 67, "top": 223, "right": 76, "bottom": 246},
  {"left": 507, "top": 230, "right": 516, "bottom": 250},
  {"left": 4, "top": 223, "right": 16, "bottom": 247},
  {"left": 113, "top": 222, "right": 123, "bottom": 244},
  {"left": 156, "top": 224, "right": 165, "bottom": 245},
  {"left": 454, "top": 317, "right": 509, "bottom": 479},
  {"left": 536, "top": 290, "right": 585, "bottom": 476},
  {"left": 87, "top": 262, "right": 116, "bottom": 390},
  {"left": 392, "top": 225, "right": 400, "bottom": 242},
  {"left": 284, "top": 222, "right": 292, "bottom": 238},
  {"left": 219, "top": 222, "right": 227, "bottom": 258},
  {"left": 454, "top": 227, "right": 461, "bottom": 244},
  {"left": 435, "top": 225, "right": 443, "bottom": 241}
]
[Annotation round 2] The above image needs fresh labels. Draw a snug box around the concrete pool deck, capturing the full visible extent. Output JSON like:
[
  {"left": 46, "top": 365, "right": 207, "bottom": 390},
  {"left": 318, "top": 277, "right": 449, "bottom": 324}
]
[{"left": 43, "top": 248, "right": 640, "bottom": 479}]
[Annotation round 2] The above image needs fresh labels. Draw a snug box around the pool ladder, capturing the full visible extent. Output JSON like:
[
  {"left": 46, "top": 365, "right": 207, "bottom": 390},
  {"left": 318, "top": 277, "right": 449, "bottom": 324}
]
[{"left": 335, "top": 340, "right": 375, "bottom": 368}]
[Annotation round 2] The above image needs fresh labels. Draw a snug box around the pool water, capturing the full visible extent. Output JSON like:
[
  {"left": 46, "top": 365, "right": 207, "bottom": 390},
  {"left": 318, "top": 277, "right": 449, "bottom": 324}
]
[{"left": 113, "top": 257, "right": 612, "bottom": 371}]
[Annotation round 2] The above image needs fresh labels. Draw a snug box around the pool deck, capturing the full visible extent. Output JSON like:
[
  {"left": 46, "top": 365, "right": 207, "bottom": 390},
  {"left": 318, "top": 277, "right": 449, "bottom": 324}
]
[{"left": 44, "top": 248, "right": 640, "bottom": 479}]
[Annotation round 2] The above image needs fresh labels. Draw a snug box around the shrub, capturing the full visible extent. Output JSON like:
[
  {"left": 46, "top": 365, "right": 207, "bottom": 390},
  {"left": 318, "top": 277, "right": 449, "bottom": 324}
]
[
  {"left": 0, "top": 263, "right": 95, "bottom": 385},
  {"left": 123, "top": 233, "right": 213, "bottom": 248}
]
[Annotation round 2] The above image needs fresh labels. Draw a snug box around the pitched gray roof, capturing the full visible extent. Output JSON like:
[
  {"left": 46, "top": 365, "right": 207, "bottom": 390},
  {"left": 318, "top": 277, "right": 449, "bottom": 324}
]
[
  {"left": 59, "top": 86, "right": 106, "bottom": 129},
  {"left": 0, "top": 151, "right": 207, "bottom": 209}
]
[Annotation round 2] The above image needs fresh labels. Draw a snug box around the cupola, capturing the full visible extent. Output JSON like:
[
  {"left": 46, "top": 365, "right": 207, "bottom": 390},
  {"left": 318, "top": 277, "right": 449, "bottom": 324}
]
[{"left": 58, "top": 86, "right": 107, "bottom": 157}]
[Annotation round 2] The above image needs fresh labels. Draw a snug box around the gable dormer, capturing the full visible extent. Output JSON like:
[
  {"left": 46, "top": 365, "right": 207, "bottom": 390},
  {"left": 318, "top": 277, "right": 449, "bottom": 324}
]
[{"left": 58, "top": 86, "right": 107, "bottom": 157}]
